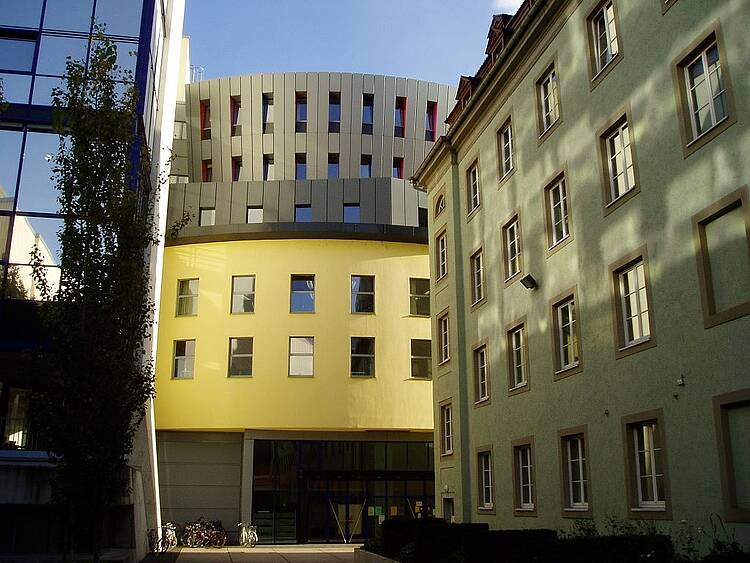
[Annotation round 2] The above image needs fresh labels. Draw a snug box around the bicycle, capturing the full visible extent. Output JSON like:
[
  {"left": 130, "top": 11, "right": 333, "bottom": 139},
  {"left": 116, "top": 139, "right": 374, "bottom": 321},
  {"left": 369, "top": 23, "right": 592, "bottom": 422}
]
[
  {"left": 182, "top": 517, "right": 227, "bottom": 548},
  {"left": 148, "top": 522, "right": 179, "bottom": 553},
  {"left": 238, "top": 522, "right": 258, "bottom": 547}
]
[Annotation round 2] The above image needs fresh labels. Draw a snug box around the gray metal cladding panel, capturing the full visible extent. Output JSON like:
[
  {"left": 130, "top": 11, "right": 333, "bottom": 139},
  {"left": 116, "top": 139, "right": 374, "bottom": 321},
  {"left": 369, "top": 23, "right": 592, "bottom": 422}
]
[
  {"left": 350, "top": 132, "right": 362, "bottom": 178},
  {"left": 199, "top": 182, "right": 216, "bottom": 208},
  {"left": 350, "top": 73, "right": 364, "bottom": 139},
  {"left": 325, "top": 179, "right": 343, "bottom": 222},
  {"left": 395, "top": 77, "right": 407, "bottom": 98},
  {"left": 250, "top": 75, "right": 262, "bottom": 135},
  {"left": 343, "top": 178, "right": 359, "bottom": 204},
  {"left": 183, "top": 183, "right": 201, "bottom": 223},
  {"left": 278, "top": 180, "right": 296, "bottom": 222},
  {"left": 167, "top": 184, "right": 185, "bottom": 226},
  {"left": 390, "top": 179, "right": 405, "bottom": 225},
  {"left": 360, "top": 178, "right": 376, "bottom": 223},
  {"left": 363, "top": 74, "right": 374, "bottom": 93},
  {"left": 372, "top": 134, "right": 384, "bottom": 177},
  {"left": 230, "top": 182, "right": 248, "bottom": 224},
  {"left": 375, "top": 177, "right": 391, "bottom": 225},
  {"left": 160, "top": 485, "right": 240, "bottom": 511},
  {"left": 339, "top": 133, "right": 351, "bottom": 179},
  {"left": 373, "top": 75, "right": 385, "bottom": 137},
  {"left": 263, "top": 181, "right": 280, "bottom": 222},
  {"left": 316, "top": 72, "right": 328, "bottom": 135},
  {"left": 382, "top": 76, "right": 395, "bottom": 138},
  {"left": 273, "top": 74, "right": 285, "bottom": 132},
  {"left": 216, "top": 182, "right": 232, "bottom": 225},
  {"left": 247, "top": 181, "right": 264, "bottom": 206},
  {"left": 404, "top": 181, "right": 418, "bottom": 227},
  {"left": 295, "top": 180, "right": 311, "bottom": 205},
  {"left": 159, "top": 462, "right": 241, "bottom": 488},
  {"left": 157, "top": 432, "right": 242, "bottom": 462},
  {"left": 417, "top": 80, "right": 429, "bottom": 140},
  {"left": 283, "top": 133, "right": 296, "bottom": 179},
  {"left": 361, "top": 134, "right": 372, "bottom": 156},
  {"left": 307, "top": 72, "right": 319, "bottom": 133},
  {"left": 230, "top": 75, "right": 241, "bottom": 97},
  {"left": 311, "top": 179, "right": 328, "bottom": 222},
  {"left": 417, "top": 190, "right": 427, "bottom": 208},
  {"left": 329, "top": 72, "right": 341, "bottom": 91},
  {"left": 262, "top": 73, "right": 273, "bottom": 92},
  {"left": 403, "top": 139, "right": 414, "bottom": 178},
  {"left": 284, "top": 72, "right": 296, "bottom": 133},
  {"left": 405, "top": 79, "right": 418, "bottom": 140},
  {"left": 316, "top": 133, "right": 328, "bottom": 180},
  {"left": 340, "top": 73, "right": 353, "bottom": 135}
]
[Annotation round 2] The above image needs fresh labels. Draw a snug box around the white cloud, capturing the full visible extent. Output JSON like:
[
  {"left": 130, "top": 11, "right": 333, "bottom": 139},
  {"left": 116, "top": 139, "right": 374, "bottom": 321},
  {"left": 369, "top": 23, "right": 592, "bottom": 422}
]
[{"left": 492, "top": 0, "right": 524, "bottom": 13}]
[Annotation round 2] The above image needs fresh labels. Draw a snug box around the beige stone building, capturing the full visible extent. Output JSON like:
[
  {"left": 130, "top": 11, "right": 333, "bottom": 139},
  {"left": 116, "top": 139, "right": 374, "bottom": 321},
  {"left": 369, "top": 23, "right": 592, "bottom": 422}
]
[{"left": 413, "top": 0, "right": 750, "bottom": 545}]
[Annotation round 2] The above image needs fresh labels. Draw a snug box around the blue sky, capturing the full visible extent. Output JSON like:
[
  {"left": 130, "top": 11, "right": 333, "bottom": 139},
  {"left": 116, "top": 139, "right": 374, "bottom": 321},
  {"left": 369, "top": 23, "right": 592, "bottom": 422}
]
[{"left": 184, "top": 0, "right": 524, "bottom": 87}]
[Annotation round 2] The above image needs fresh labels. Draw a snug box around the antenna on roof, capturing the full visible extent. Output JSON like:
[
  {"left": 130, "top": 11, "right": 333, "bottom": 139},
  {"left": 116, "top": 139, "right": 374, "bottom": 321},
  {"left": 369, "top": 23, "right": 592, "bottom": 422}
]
[{"left": 190, "top": 65, "right": 205, "bottom": 83}]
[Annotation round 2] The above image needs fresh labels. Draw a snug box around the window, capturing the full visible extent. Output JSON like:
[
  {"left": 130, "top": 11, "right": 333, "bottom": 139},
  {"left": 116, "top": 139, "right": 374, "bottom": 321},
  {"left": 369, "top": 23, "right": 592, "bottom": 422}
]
[
  {"left": 436, "top": 231, "right": 447, "bottom": 279},
  {"left": 507, "top": 322, "right": 528, "bottom": 390},
  {"left": 231, "top": 275, "right": 255, "bottom": 314},
  {"left": 295, "top": 153, "right": 307, "bottom": 180},
  {"left": 684, "top": 41, "right": 727, "bottom": 140},
  {"left": 201, "top": 160, "right": 212, "bottom": 182},
  {"left": 329, "top": 91, "right": 341, "bottom": 133},
  {"left": 478, "top": 450, "right": 494, "bottom": 510},
  {"left": 295, "top": 204, "right": 312, "bottom": 223},
  {"left": 247, "top": 206, "right": 263, "bottom": 224},
  {"left": 392, "top": 157, "right": 404, "bottom": 179},
  {"left": 351, "top": 275, "right": 374, "bottom": 313},
  {"left": 418, "top": 207, "right": 427, "bottom": 227},
  {"left": 394, "top": 96, "right": 406, "bottom": 137},
  {"left": 624, "top": 415, "right": 669, "bottom": 512},
  {"left": 289, "top": 337, "right": 314, "bottom": 376},
  {"left": 498, "top": 120, "right": 514, "bottom": 179},
  {"left": 262, "top": 94, "right": 274, "bottom": 134},
  {"left": 263, "top": 155, "right": 274, "bottom": 181},
  {"left": 328, "top": 153, "right": 339, "bottom": 179},
  {"left": 0, "top": 31, "right": 37, "bottom": 72},
  {"left": 232, "top": 157, "right": 242, "bottom": 181},
  {"left": 612, "top": 254, "right": 655, "bottom": 355},
  {"left": 513, "top": 441, "right": 535, "bottom": 513},
  {"left": 440, "top": 403, "right": 453, "bottom": 455},
  {"left": 552, "top": 291, "right": 581, "bottom": 376},
  {"left": 362, "top": 93, "right": 374, "bottom": 135},
  {"left": 230, "top": 96, "right": 241, "bottom": 136},
  {"left": 435, "top": 194, "right": 446, "bottom": 217},
  {"left": 561, "top": 431, "right": 589, "bottom": 512},
  {"left": 474, "top": 344, "right": 489, "bottom": 402},
  {"left": 713, "top": 389, "right": 750, "bottom": 522},
  {"left": 589, "top": 1, "right": 619, "bottom": 76},
  {"left": 360, "top": 154, "right": 372, "bottom": 178},
  {"left": 470, "top": 249, "right": 484, "bottom": 305},
  {"left": 409, "top": 278, "right": 430, "bottom": 316},
  {"left": 503, "top": 216, "right": 522, "bottom": 281},
  {"left": 344, "top": 204, "right": 360, "bottom": 223},
  {"left": 537, "top": 65, "right": 560, "bottom": 134},
  {"left": 410, "top": 339, "right": 432, "bottom": 379},
  {"left": 295, "top": 91, "right": 307, "bottom": 132},
  {"left": 467, "top": 163, "right": 480, "bottom": 214},
  {"left": 173, "top": 340, "right": 195, "bottom": 379},
  {"left": 545, "top": 176, "right": 571, "bottom": 249},
  {"left": 290, "top": 274, "right": 315, "bottom": 312},
  {"left": 176, "top": 279, "right": 198, "bottom": 316},
  {"left": 200, "top": 100, "right": 211, "bottom": 140},
  {"left": 351, "top": 337, "right": 375, "bottom": 377},
  {"left": 602, "top": 118, "right": 636, "bottom": 205},
  {"left": 228, "top": 337, "right": 253, "bottom": 377},
  {"left": 425, "top": 101, "right": 437, "bottom": 142},
  {"left": 199, "top": 208, "right": 215, "bottom": 227},
  {"left": 692, "top": 190, "right": 750, "bottom": 328},
  {"left": 438, "top": 312, "right": 449, "bottom": 364}
]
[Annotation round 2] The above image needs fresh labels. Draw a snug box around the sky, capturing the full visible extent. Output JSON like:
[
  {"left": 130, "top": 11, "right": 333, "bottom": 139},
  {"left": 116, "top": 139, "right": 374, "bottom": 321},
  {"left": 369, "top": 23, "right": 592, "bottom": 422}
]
[{"left": 183, "top": 0, "right": 525, "bottom": 87}]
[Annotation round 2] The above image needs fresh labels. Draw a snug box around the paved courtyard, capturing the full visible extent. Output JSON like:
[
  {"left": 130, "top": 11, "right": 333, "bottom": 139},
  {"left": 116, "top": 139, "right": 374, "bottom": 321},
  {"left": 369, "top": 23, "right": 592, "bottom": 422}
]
[{"left": 143, "top": 545, "right": 358, "bottom": 563}]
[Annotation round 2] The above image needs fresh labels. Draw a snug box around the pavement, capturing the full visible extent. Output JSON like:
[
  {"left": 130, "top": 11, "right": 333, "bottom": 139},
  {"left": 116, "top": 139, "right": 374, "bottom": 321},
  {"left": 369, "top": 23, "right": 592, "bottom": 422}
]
[{"left": 141, "top": 545, "right": 359, "bottom": 563}]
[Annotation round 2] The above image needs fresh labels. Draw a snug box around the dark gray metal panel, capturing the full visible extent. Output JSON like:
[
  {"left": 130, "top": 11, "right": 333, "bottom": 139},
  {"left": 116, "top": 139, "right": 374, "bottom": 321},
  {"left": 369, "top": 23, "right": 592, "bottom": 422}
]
[
  {"left": 278, "top": 180, "right": 295, "bottom": 222},
  {"left": 361, "top": 134, "right": 372, "bottom": 156},
  {"left": 363, "top": 74, "right": 374, "bottom": 94},
  {"left": 216, "top": 182, "right": 232, "bottom": 225},
  {"left": 375, "top": 177, "right": 391, "bottom": 225},
  {"left": 295, "top": 180, "right": 311, "bottom": 205},
  {"left": 284, "top": 133, "right": 295, "bottom": 179},
  {"left": 339, "top": 132, "right": 351, "bottom": 179},
  {"left": 438, "top": 85, "right": 451, "bottom": 136},
  {"left": 395, "top": 77, "right": 407, "bottom": 98},
  {"left": 200, "top": 182, "right": 216, "bottom": 208},
  {"left": 184, "top": 183, "right": 201, "bottom": 222},
  {"left": 250, "top": 74, "right": 262, "bottom": 136},
  {"left": 247, "top": 181, "right": 263, "bottom": 206},
  {"left": 167, "top": 183, "right": 185, "bottom": 226},
  {"left": 329, "top": 72, "right": 341, "bottom": 92},
  {"left": 416, "top": 79, "right": 429, "bottom": 143},
  {"left": 274, "top": 73, "right": 285, "bottom": 133},
  {"left": 343, "top": 178, "right": 359, "bottom": 204},
  {"left": 383, "top": 76, "right": 396, "bottom": 140},
  {"left": 316, "top": 133, "right": 328, "bottom": 181},
  {"left": 284, "top": 72, "right": 296, "bottom": 136},
  {"left": 307, "top": 72, "right": 318, "bottom": 134},
  {"left": 372, "top": 130, "right": 384, "bottom": 178},
  {"left": 360, "top": 178, "right": 376, "bottom": 223},
  {"left": 340, "top": 73, "right": 353, "bottom": 138},
  {"left": 311, "top": 179, "right": 328, "bottom": 222},
  {"left": 405, "top": 78, "right": 418, "bottom": 141},
  {"left": 251, "top": 133, "right": 263, "bottom": 181},
  {"left": 390, "top": 178, "right": 405, "bottom": 225},
  {"left": 230, "top": 182, "right": 248, "bottom": 224},
  {"left": 263, "top": 181, "right": 280, "bottom": 222},
  {"left": 316, "top": 72, "right": 329, "bottom": 140},
  {"left": 404, "top": 180, "right": 418, "bottom": 227},
  {"left": 403, "top": 138, "right": 414, "bottom": 178},
  {"left": 326, "top": 179, "right": 342, "bottom": 222},
  {"left": 188, "top": 83, "right": 201, "bottom": 181}
]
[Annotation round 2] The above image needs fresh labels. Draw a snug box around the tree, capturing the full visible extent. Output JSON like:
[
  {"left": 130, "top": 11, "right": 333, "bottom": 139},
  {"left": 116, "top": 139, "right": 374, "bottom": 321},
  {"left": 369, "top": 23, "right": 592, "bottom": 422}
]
[{"left": 30, "top": 29, "right": 157, "bottom": 562}]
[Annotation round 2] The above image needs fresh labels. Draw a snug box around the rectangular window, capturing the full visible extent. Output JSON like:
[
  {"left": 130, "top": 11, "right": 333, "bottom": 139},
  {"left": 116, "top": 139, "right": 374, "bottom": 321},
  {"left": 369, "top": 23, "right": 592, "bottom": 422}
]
[
  {"left": 199, "top": 207, "right": 215, "bottom": 227},
  {"left": 328, "top": 153, "right": 339, "bottom": 179},
  {"left": 202, "top": 160, "right": 212, "bottom": 182},
  {"left": 538, "top": 66, "right": 560, "bottom": 134},
  {"left": 498, "top": 120, "right": 514, "bottom": 179},
  {"left": 394, "top": 96, "right": 406, "bottom": 137},
  {"left": 684, "top": 41, "right": 727, "bottom": 140},
  {"left": 553, "top": 293, "right": 581, "bottom": 374},
  {"left": 231, "top": 275, "right": 256, "bottom": 314},
  {"left": 478, "top": 450, "right": 494, "bottom": 510},
  {"left": 228, "top": 337, "right": 253, "bottom": 377},
  {"left": 503, "top": 216, "right": 522, "bottom": 281},
  {"left": 604, "top": 119, "right": 636, "bottom": 203},
  {"left": 344, "top": 204, "right": 360, "bottom": 223},
  {"left": 360, "top": 154, "right": 372, "bottom": 178},
  {"left": 425, "top": 101, "right": 437, "bottom": 142},
  {"left": 590, "top": 1, "right": 619, "bottom": 75},
  {"left": 247, "top": 206, "right": 263, "bottom": 224},
  {"left": 392, "top": 157, "right": 404, "bottom": 179},
  {"left": 409, "top": 278, "right": 430, "bottom": 316},
  {"left": 440, "top": 403, "right": 453, "bottom": 455},
  {"left": 230, "top": 96, "right": 242, "bottom": 136},
  {"left": 561, "top": 433, "right": 589, "bottom": 511},
  {"left": 290, "top": 274, "right": 315, "bottom": 312},
  {"left": 351, "top": 275, "right": 375, "bottom": 313},
  {"left": 329, "top": 91, "right": 341, "bottom": 133},
  {"left": 262, "top": 93, "right": 274, "bottom": 134},
  {"left": 474, "top": 345, "right": 489, "bottom": 402},
  {"left": 351, "top": 337, "right": 375, "bottom": 377},
  {"left": 617, "top": 259, "right": 652, "bottom": 347},
  {"left": 362, "top": 93, "right": 374, "bottom": 135},
  {"left": 545, "top": 176, "right": 570, "bottom": 249},
  {"left": 232, "top": 157, "right": 242, "bottom": 181},
  {"left": 410, "top": 339, "right": 432, "bottom": 379},
  {"left": 295, "top": 153, "right": 307, "bottom": 180},
  {"left": 438, "top": 313, "right": 449, "bottom": 363},
  {"left": 470, "top": 249, "right": 484, "bottom": 305},
  {"left": 467, "top": 163, "right": 480, "bottom": 214},
  {"left": 289, "top": 336, "right": 314, "bottom": 376},
  {"left": 295, "top": 91, "right": 307, "bottom": 132},
  {"left": 513, "top": 442, "right": 535, "bottom": 512},
  {"left": 173, "top": 340, "right": 195, "bottom": 379},
  {"left": 176, "top": 279, "right": 198, "bottom": 316},
  {"left": 263, "top": 155, "right": 274, "bottom": 181},
  {"left": 436, "top": 231, "right": 448, "bottom": 279},
  {"left": 295, "top": 204, "right": 312, "bottom": 223},
  {"left": 627, "top": 419, "right": 667, "bottom": 510},
  {"left": 713, "top": 390, "right": 750, "bottom": 522},
  {"left": 200, "top": 100, "right": 211, "bottom": 140},
  {"left": 507, "top": 323, "right": 528, "bottom": 390},
  {"left": 0, "top": 31, "right": 37, "bottom": 72}
]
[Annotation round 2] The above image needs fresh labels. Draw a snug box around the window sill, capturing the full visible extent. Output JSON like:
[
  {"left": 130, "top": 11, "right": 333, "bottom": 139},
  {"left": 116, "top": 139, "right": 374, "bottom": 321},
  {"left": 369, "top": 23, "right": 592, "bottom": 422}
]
[
  {"left": 438, "top": 358, "right": 451, "bottom": 367},
  {"left": 603, "top": 185, "right": 640, "bottom": 217},
  {"left": 441, "top": 451, "right": 454, "bottom": 458},
  {"left": 288, "top": 374, "right": 314, "bottom": 378},
  {"left": 590, "top": 53, "right": 622, "bottom": 91},
  {"left": 290, "top": 311, "right": 316, "bottom": 314},
  {"left": 682, "top": 114, "right": 736, "bottom": 159},
  {"left": 628, "top": 504, "right": 671, "bottom": 520},
  {"left": 171, "top": 376, "right": 194, "bottom": 380},
  {"left": 228, "top": 375, "right": 253, "bottom": 379},
  {"left": 504, "top": 271, "right": 522, "bottom": 288},
  {"left": 470, "top": 296, "right": 487, "bottom": 312},
  {"left": 498, "top": 168, "right": 515, "bottom": 189},
  {"left": 466, "top": 205, "right": 481, "bottom": 223},
  {"left": 514, "top": 507, "right": 538, "bottom": 517},
  {"left": 631, "top": 506, "right": 666, "bottom": 512},
  {"left": 175, "top": 314, "right": 198, "bottom": 318},
  {"left": 474, "top": 397, "right": 491, "bottom": 407},
  {"left": 554, "top": 362, "right": 582, "bottom": 381},
  {"left": 407, "top": 314, "right": 431, "bottom": 319},
  {"left": 351, "top": 374, "right": 376, "bottom": 379},
  {"left": 409, "top": 376, "right": 432, "bottom": 381},
  {"left": 615, "top": 336, "right": 656, "bottom": 360},
  {"left": 477, "top": 506, "right": 496, "bottom": 515},
  {"left": 351, "top": 311, "right": 376, "bottom": 315},
  {"left": 508, "top": 382, "right": 529, "bottom": 396},
  {"left": 230, "top": 311, "right": 255, "bottom": 315},
  {"left": 537, "top": 117, "right": 561, "bottom": 146}
]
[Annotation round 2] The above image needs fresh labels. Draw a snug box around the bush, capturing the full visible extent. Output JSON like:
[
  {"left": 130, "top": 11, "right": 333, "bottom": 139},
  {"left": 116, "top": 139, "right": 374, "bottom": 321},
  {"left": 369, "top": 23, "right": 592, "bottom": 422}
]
[
  {"left": 701, "top": 553, "right": 750, "bottom": 563},
  {"left": 557, "top": 534, "right": 674, "bottom": 563},
  {"left": 412, "top": 522, "right": 489, "bottom": 563},
  {"left": 461, "top": 529, "right": 558, "bottom": 563}
]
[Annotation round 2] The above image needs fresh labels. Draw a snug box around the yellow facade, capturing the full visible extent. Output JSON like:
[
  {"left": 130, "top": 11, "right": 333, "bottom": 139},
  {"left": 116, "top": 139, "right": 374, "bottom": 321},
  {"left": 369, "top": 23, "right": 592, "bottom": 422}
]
[{"left": 155, "top": 238, "right": 433, "bottom": 433}]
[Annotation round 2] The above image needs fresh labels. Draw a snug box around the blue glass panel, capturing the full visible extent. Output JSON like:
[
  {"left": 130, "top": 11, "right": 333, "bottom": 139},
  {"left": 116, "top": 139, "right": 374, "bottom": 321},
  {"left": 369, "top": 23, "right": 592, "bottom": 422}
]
[
  {"left": 30, "top": 75, "right": 64, "bottom": 105},
  {"left": 10, "top": 215, "right": 63, "bottom": 265},
  {"left": 0, "top": 37, "right": 36, "bottom": 72},
  {"left": 17, "top": 132, "right": 61, "bottom": 213},
  {"left": 294, "top": 206, "right": 312, "bottom": 223},
  {"left": 290, "top": 292, "right": 314, "bottom": 312},
  {"left": 36, "top": 35, "right": 89, "bottom": 75},
  {"left": 0, "top": 0, "right": 44, "bottom": 28},
  {"left": 0, "top": 129, "right": 23, "bottom": 210},
  {"left": 344, "top": 205, "right": 360, "bottom": 223},
  {"left": 94, "top": 0, "right": 143, "bottom": 37},
  {"left": 43, "top": 0, "right": 94, "bottom": 32},
  {"left": 0, "top": 73, "right": 31, "bottom": 103}
]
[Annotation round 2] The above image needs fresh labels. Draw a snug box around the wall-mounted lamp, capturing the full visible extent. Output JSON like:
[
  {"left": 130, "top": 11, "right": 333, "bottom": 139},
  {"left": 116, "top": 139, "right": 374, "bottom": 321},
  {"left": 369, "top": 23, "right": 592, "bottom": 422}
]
[{"left": 520, "top": 274, "right": 538, "bottom": 290}]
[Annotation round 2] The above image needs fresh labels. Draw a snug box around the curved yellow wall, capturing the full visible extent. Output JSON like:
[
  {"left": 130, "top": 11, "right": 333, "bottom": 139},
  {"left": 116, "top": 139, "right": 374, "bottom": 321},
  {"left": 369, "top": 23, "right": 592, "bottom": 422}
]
[{"left": 154, "top": 238, "right": 433, "bottom": 432}]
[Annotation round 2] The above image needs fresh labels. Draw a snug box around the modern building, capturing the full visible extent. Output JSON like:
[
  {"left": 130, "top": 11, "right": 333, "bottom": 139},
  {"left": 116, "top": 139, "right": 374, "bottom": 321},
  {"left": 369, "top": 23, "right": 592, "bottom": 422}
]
[
  {"left": 154, "top": 68, "right": 455, "bottom": 543},
  {"left": 0, "top": 1, "right": 185, "bottom": 559},
  {"left": 413, "top": 0, "right": 750, "bottom": 547}
]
